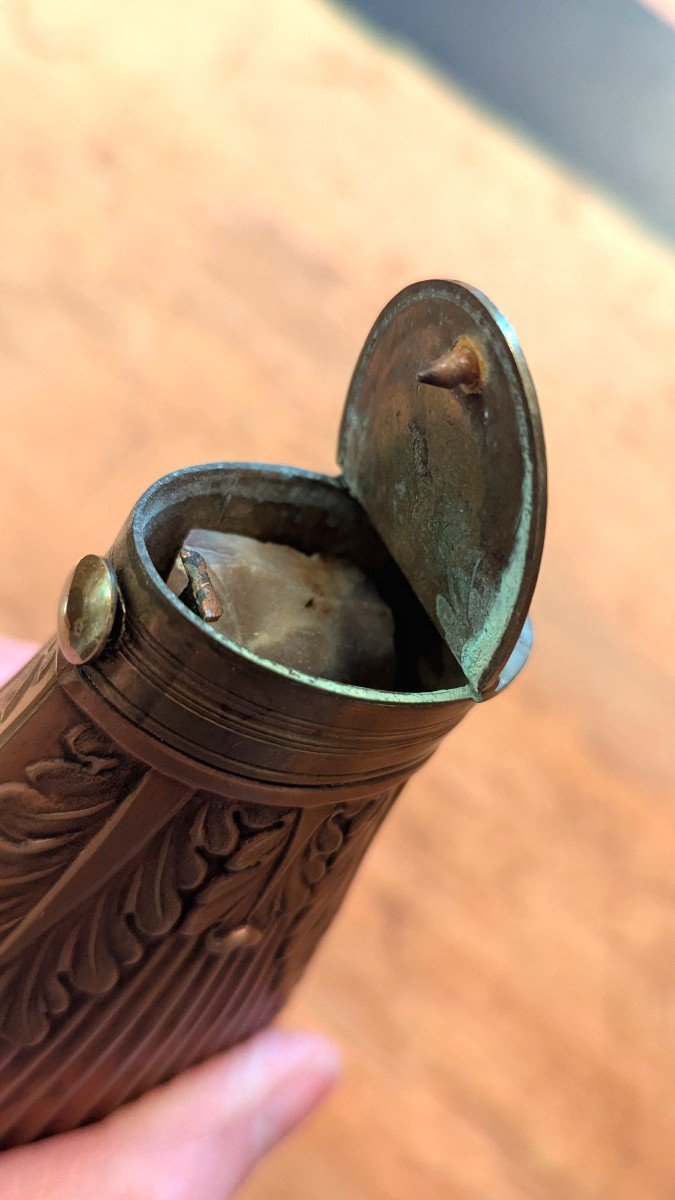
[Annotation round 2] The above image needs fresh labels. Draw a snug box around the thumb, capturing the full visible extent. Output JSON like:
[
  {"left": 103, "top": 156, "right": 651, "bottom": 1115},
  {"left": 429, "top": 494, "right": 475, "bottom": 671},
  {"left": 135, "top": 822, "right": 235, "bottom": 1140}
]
[
  {"left": 0, "top": 1029, "right": 341, "bottom": 1200},
  {"left": 0, "top": 636, "right": 39, "bottom": 686}
]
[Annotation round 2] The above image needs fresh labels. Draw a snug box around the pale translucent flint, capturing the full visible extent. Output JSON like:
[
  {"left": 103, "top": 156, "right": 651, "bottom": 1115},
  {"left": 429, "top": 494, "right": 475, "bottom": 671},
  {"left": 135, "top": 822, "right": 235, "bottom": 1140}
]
[{"left": 168, "top": 530, "right": 396, "bottom": 688}]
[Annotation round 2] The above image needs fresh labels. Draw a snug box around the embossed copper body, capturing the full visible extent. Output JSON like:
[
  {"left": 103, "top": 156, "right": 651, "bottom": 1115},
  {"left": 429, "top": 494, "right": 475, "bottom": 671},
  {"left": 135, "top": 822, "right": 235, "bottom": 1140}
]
[{"left": 0, "top": 281, "right": 546, "bottom": 1147}]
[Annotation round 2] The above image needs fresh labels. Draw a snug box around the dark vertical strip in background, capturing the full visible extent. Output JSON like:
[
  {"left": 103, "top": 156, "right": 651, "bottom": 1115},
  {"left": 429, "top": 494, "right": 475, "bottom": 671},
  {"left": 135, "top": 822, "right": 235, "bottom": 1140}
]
[{"left": 345, "top": 0, "right": 675, "bottom": 239}]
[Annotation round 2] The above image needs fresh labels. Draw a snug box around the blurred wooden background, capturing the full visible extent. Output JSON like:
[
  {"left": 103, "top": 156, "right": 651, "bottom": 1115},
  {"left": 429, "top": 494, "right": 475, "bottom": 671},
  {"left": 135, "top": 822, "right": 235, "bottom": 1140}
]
[{"left": 0, "top": 2, "right": 673, "bottom": 1197}]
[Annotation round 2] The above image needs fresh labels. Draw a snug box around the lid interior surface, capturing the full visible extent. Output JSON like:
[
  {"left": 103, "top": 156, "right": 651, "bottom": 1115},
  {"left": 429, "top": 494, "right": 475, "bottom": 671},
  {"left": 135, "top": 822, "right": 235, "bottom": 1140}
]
[{"left": 338, "top": 280, "right": 547, "bottom": 696}]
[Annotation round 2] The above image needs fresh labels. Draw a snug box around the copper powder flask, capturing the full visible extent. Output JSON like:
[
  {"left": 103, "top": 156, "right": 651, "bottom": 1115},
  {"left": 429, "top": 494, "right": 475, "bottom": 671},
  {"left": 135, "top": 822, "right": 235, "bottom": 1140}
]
[{"left": 0, "top": 281, "right": 546, "bottom": 1146}]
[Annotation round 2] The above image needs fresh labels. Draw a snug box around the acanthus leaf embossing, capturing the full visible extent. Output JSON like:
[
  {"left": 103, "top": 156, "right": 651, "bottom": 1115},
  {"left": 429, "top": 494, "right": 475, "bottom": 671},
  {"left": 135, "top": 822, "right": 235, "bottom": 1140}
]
[
  {"left": 0, "top": 792, "right": 297, "bottom": 1046},
  {"left": 0, "top": 722, "right": 143, "bottom": 940}
]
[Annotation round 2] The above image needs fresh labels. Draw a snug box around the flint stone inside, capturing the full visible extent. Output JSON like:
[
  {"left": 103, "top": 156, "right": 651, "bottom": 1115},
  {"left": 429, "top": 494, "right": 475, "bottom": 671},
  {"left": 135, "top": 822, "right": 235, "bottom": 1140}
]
[{"left": 168, "top": 529, "right": 396, "bottom": 688}]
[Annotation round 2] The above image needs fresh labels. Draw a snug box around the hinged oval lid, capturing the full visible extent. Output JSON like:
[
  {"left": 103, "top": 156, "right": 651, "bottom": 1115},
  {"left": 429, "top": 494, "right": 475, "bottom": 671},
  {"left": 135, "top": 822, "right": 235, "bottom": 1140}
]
[{"left": 338, "top": 280, "right": 547, "bottom": 697}]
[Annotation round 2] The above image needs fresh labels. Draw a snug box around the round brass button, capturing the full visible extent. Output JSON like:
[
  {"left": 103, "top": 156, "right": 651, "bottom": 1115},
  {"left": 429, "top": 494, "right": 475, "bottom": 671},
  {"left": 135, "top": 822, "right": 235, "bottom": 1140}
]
[{"left": 58, "top": 555, "right": 120, "bottom": 665}]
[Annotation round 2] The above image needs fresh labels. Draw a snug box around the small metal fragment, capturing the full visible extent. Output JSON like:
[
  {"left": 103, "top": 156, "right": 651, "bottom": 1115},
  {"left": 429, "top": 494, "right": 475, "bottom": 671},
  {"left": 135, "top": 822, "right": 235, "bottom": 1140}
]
[
  {"left": 179, "top": 547, "right": 224, "bottom": 622},
  {"left": 417, "top": 336, "right": 484, "bottom": 394}
]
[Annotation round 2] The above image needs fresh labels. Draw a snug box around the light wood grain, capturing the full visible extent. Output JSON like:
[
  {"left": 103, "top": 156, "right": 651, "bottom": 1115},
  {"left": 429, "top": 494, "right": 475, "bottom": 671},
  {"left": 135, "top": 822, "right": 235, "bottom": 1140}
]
[{"left": 0, "top": 2, "right": 673, "bottom": 1197}]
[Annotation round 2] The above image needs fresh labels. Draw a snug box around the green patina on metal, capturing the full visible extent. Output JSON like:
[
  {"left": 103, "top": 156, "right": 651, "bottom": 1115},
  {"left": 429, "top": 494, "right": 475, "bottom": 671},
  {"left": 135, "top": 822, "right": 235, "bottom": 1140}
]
[
  {"left": 338, "top": 280, "right": 547, "bottom": 697},
  {"left": 436, "top": 323, "right": 538, "bottom": 693}
]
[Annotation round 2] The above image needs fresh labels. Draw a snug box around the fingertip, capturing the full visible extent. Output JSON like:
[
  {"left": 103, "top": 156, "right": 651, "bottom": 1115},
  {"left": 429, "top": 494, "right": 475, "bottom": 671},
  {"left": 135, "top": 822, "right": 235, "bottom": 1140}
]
[
  {"left": 224, "top": 1030, "right": 341, "bottom": 1189},
  {"left": 198, "top": 1026, "right": 342, "bottom": 1118},
  {"left": 95, "top": 1028, "right": 342, "bottom": 1200},
  {"left": 248, "top": 1043, "right": 340, "bottom": 1154},
  {"left": 246, "top": 1026, "right": 342, "bottom": 1083},
  {"left": 0, "top": 636, "right": 39, "bottom": 686}
]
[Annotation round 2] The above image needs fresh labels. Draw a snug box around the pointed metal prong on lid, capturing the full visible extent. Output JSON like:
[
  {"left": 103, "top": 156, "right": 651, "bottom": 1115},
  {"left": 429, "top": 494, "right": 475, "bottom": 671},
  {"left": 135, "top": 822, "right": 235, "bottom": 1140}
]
[
  {"left": 417, "top": 336, "right": 484, "bottom": 395},
  {"left": 179, "top": 547, "right": 224, "bottom": 622}
]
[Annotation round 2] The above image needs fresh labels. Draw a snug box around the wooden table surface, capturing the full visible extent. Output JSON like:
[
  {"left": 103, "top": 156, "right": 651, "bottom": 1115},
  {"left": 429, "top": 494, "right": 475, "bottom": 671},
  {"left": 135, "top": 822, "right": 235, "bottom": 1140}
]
[{"left": 0, "top": 3, "right": 673, "bottom": 1197}]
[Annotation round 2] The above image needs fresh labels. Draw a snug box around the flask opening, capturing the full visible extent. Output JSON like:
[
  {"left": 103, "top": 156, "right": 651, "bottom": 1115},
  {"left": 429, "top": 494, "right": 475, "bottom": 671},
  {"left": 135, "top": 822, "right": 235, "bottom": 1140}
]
[{"left": 138, "top": 464, "right": 468, "bottom": 696}]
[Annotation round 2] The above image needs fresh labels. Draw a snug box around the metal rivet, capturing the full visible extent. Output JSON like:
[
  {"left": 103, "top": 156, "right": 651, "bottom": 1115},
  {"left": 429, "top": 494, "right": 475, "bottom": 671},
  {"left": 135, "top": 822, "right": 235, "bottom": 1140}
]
[
  {"left": 220, "top": 923, "right": 262, "bottom": 952},
  {"left": 58, "top": 555, "right": 120, "bottom": 665},
  {"left": 207, "top": 923, "right": 263, "bottom": 956},
  {"left": 417, "top": 336, "right": 484, "bottom": 394}
]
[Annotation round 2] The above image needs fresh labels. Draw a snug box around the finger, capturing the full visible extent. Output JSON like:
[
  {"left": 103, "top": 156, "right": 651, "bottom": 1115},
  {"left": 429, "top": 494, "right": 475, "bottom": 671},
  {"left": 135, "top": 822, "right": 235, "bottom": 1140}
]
[
  {"left": 0, "top": 1028, "right": 341, "bottom": 1200},
  {"left": 0, "top": 637, "right": 39, "bottom": 687}
]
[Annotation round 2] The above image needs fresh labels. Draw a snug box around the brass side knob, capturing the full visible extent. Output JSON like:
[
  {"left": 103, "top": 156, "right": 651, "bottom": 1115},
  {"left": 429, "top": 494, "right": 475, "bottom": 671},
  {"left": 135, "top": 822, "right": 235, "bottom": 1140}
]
[{"left": 58, "top": 555, "right": 120, "bottom": 665}]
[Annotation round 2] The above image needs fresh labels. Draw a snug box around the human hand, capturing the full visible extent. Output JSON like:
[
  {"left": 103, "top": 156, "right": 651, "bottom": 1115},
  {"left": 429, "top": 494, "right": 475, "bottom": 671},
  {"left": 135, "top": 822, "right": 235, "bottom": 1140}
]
[{"left": 0, "top": 637, "right": 340, "bottom": 1200}]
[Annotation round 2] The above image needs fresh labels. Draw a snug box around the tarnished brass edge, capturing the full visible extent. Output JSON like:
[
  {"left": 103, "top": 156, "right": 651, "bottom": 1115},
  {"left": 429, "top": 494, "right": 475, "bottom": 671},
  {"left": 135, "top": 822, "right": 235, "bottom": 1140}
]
[{"left": 58, "top": 661, "right": 432, "bottom": 806}]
